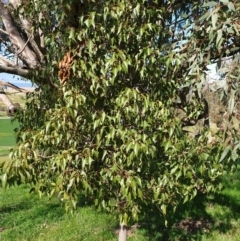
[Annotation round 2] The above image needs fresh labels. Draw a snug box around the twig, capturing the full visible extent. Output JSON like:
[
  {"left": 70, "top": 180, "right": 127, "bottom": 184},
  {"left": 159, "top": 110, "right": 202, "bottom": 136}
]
[
  {"left": 17, "top": 35, "right": 32, "bottom": 55},
  {"left": 0, "top": 28, "right": 8, "bottom": 35}
]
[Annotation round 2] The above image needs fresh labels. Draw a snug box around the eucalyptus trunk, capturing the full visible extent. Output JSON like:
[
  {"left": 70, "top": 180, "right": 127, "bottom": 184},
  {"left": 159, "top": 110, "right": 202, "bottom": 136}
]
[
  {"left": 118, "top": 223, "right": 127, "bottom": 241},
  {"left": 0, "top": 88, "right": 16, "bottom": 114}
]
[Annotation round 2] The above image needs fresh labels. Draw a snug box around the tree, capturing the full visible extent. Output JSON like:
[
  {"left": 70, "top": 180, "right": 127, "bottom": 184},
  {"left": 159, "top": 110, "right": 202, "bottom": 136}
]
[
  {"left": 1, "top": 0, "right": 240, "bottom": 240},
  {"left": 0, "top": 0, "right": 42, "bottom": 112},
  {"left": 0, "top": 80, "right": 29, "bottom": 114}
]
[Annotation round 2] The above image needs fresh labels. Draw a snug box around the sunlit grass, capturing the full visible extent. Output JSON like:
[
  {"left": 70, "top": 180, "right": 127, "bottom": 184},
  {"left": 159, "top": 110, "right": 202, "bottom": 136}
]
[
  {"left": 0, "top": 185, "right": 118, "bottom": 241},
  {"left": 0, "top": 119, "right": 18, "bottom": 146},
  {"left": 0, "top": 147, "right": 11, "bottom": 156}
]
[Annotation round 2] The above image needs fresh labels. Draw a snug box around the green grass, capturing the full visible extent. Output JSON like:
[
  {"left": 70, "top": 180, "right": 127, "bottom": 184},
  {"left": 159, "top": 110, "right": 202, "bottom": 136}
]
[
  {"left": 1, "top": 160, "right": 240, "bottom": 241},
  {"left": 0, "top": 159, "right": 146, "bottom": 241},
  {"left": 0, "top": 119, "right": 18, "bottom": 147},
  {"left": 0, "top": 111, "right": 240, "bottom": 240},
  {"left": 0, "top": 147, "right": 11, "bottom": 156},
  {"left": 0, "top": 185, "right": 119, "bottom": 241}
]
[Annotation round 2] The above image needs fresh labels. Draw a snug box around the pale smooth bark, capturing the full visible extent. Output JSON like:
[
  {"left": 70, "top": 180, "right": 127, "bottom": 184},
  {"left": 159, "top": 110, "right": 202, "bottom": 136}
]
[
  {"left": 0, "top": 1, "right": 45, "bottom": 110},
  {"left": 118, "top": 223, "right": 127, "bottom": 241},
  {"left": 0, "top": 81, "right": 29, "bottom": 93},
  {"left": 0, "top": 65, "right": 29, "bottom": 76},
  {"left": 9, "top": 0, "right": 45, "bottom": 62},
  {"left": 0, "top": 90, "right": 16, "bottom": 113},
  {"left": 0, "top": 2, "right": 40, "bottom": 68},
  {"left": 0, "top": 80, "right": 29, "bottom": 113},
  {"left": 0, "top": 55, "right": 15, "bottom": 67}
]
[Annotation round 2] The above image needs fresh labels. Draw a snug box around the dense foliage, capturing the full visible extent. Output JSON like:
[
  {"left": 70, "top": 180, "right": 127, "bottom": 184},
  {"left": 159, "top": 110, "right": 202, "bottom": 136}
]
[{"left": 1, "top": 0, "right": 240, "bottom": 226}]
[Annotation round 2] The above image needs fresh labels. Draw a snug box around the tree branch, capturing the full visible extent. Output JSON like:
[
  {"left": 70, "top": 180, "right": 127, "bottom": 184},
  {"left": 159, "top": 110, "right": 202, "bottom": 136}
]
[
  {"left": 0, "top": 65, "right": 29, "bottom": 76},
  {"left": 0, "top": 28, "right": 8, "bottom": 35},
  {"left": 9, "top": 0, "right": 45, "bottom": 62},
  {"left": 16, "top": 34, "right": 32, "bottom": 55},
  {"left": 0, "top": 80, "right": 29, "bottom": 92},
  {"left": 0, "top": 88, "right": 16, "bottom": 114},
  {"left": 0, "top": 2, "right": 40, "bottom": 68}
]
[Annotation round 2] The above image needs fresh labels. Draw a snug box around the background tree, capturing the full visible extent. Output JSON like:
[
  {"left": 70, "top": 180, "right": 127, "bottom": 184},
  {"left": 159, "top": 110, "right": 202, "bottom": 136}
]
[
  {"left": 0, "top": 80, "right": 28, "bottom": 115},
  {"left": 0, "top": 0, "right": 240, "bottom": 240}
]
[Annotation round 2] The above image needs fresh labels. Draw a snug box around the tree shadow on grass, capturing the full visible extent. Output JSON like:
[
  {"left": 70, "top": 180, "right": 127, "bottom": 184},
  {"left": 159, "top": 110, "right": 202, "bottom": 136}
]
[
  {"left": 135, "top": 194, "right": 212, "bottom": 241},
  {"left": 206, "top": 192, "right": 240, "bottom": 234},
  {"left": 135, "top": 191, "right": 240, "bottom": 241}
]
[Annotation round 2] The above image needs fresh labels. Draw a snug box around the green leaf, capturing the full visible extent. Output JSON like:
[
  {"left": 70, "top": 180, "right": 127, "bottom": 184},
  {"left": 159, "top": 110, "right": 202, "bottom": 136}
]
[
  {"left": 137, "top": 189, "right": 143, "bottom": 199},
  {"left": 198, "top": 11, "right": 211, "bottom": 21},
  {"left": 211, "top": 13, "right": 218, "bottom": 28},
  {"left": 134, "top": 143, "right": 139, "bottom": 156},
  {"left": 69, "top": 28, "right": 75, "bottom": 40},
  {"left": 228, "top": 2, "right": 235, "bottom": 11},
  {"left": 202, "top": 1, "right": 218, "bottom": 7},
  {"left": 67, "top": 178, "right": 75, "bottom": 191},
  {"left": 183, "top": 195, "right": 189, "bottom": 203},
  {"left": 228, "top": 95, "right": 235, "bottom": 114},
  {"left": 219, "top": 146, "right": 230, "bottom": 162},
  {"left": 133, "top": 4, "right": 140, "bottom": 17},
  {"left": 88, "top": 40, "right": 94, "bottom": 53},
  {"left": 46, "top": 121, "right": 51, "bottom": 132},
  {"left": 161, "top": 204, "right": 167, "bottom": 215},
  {"left": 1, "top": 173, "right": 7, "bottom": 189},
  {"left": 216, "top": 29, "right": 222, "bottom": 47}
]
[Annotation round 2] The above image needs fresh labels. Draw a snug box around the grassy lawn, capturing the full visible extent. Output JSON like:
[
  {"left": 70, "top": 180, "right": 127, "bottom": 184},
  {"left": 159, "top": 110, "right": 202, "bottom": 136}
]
[
  {"left": 0, "top": 119, "right": 18, "bottom": 147},
  {"left": 169, "top": 170, "right": 240, "bottom": 241},
  {"left": 0, "top": 184, "right": 119, "bottom": 241},
  {"left": 1, "top": 92, "right": 240, "bottom": 240},
  {"left": 1, "top": 152, "right": 240, "bottom": 241},
  {"left": 0, "top": 155, "right": 146, "bottom": 241}
]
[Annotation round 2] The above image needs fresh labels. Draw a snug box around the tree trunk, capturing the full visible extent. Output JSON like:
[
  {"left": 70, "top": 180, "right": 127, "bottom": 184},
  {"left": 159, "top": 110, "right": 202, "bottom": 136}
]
[
  {"left": 0, "top": 89, "right": 16, "bottom": 114},
  {"left": 0, "top": 1, "right": 41, "bottom": 68},
  {"left": 118, "top": 223, "right": 127, "bottom": 241}
]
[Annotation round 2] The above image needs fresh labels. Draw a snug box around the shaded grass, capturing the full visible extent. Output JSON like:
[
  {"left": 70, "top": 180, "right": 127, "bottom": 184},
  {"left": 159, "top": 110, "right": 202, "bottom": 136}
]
[
  {"left": 0, "top": 119, "right": 18, "bottom": 146},
  {"left": 137, "top": 169, "right": 240, "bottom": 241}
]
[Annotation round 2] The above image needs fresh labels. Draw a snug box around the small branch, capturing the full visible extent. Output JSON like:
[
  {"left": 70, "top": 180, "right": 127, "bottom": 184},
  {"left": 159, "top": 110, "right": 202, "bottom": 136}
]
[
  {"left": 0, "top": 28, "right": 8, "bottom": 35},
  {"left": 38, "top": 153, "right": 54, "bottom": 159},
  {"left": 0, "top": 88, "right": 16, "bottom": 114},
  {"left": 0, "top": 64, "right": 29, "bottom": 76},
  {"left": 17, "top": 35, "right": 32, "bottom": 55},
  {"left": 0, "top": 80, "right": 30, "bottom": 93}
]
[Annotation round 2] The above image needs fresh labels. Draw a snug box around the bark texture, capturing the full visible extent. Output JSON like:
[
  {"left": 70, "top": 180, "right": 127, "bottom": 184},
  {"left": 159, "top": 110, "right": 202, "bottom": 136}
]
[
  {"left": 0, "top": 1, "right": 44, "bottom": 110},
  {"left": 0, "top": 80, "right": 29, "bottom": 114},
  {"left": 118, "top": 223, "right": 127, "bottom": 241}
]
